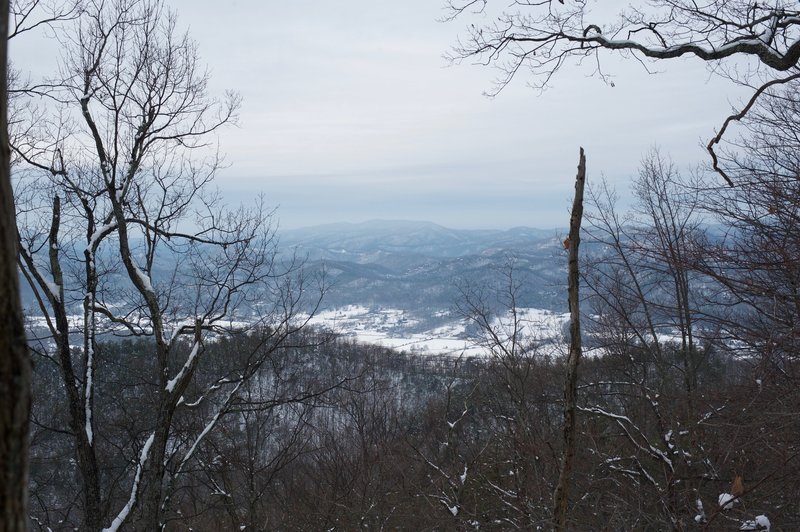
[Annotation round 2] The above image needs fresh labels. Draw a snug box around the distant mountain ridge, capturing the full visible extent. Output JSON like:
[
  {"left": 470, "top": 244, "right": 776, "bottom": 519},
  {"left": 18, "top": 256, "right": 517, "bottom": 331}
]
[
  {"left": 19, "top": 221, "right": 569, "bottom": 332},
  {"left": 278, "top": 220, "right": 568, "bottom": 316},
  {"left": 279, "top": 220, "right": 562, "bottom": 260}
]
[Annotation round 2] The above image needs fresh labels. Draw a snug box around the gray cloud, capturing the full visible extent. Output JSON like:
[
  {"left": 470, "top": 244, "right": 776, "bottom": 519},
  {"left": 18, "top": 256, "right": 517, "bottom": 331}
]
[{"left": 13, "top": 1, "right": 751, "bottom": 229}]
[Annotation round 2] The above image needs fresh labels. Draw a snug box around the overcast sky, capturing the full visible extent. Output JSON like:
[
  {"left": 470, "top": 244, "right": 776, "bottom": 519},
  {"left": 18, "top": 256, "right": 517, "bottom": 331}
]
[{"left": 14, "top": 1, "right": 749, "bottom": 230}]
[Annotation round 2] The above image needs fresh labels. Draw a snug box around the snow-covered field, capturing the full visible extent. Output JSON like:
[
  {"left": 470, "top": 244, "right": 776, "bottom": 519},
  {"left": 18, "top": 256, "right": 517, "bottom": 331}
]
[
  {"left": 306, "top": 305, "right": 570, "bottom": 357},
  {"left": 25, "top": 305, "right": 573, "bottom": 358}
]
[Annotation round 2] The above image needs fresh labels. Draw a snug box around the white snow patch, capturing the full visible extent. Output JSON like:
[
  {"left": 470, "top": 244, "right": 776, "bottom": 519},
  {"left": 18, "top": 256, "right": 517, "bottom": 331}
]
[
  {"left": 300, "top": 305, "right": 570, "bottom": 357},
  {"left": 740, "top": 515, "right": 770, "bottom": 531},
  {"left": 694, "top": 497, "right": 706, "bottom": 524},
  {"left": 718, "top": 492, "right": 738, "bottom": 510}
]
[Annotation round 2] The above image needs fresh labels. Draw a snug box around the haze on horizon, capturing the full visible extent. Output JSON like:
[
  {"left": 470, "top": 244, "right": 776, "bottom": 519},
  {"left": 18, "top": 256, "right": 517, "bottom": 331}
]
[{"left": 12, "top": 0, "right": 750, "bottom": 230}]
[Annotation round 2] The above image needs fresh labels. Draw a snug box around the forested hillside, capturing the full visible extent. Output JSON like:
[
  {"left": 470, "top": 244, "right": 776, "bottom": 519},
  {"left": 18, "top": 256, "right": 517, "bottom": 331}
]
[
  {"left": 279, "top": 221, "right": 568, "bottom": 314},
  {"left": 4, "top": 0, "right": 800, "bottom": 531}
]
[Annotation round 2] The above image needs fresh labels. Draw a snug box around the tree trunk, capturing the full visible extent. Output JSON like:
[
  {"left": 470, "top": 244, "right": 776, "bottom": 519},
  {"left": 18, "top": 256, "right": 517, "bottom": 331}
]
[
  {"left": 0, "top": 0, "right": 32, "bottom": 529},
  {"left": 553, "top": 147, "right": 586, "bottom": 531},
  {"left": 45, "top": 196, "right": 103, "bottom": 531}
]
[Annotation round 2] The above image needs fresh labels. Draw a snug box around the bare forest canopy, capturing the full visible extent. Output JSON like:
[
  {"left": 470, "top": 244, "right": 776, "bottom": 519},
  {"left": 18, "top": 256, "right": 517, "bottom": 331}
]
[{"left": 7, "top": 0, "right": 800, "bottom": 531}]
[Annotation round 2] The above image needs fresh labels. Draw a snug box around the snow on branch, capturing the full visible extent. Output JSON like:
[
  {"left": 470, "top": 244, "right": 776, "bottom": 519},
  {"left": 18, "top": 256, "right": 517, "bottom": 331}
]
[
  {"left": 86, "top": 222, "right": 117, "bottom": 252},
  {"left": 585, "top": 33, "right": 800, "bottom": 72},
  {"left": 579, "top": 405, "right": 673, "bottom": 470},
  {"left": 103, "top": 432, "right": 155, "bottom": 532},
  {"left": 130, "top": 261, "right": 155, "bottom": 296},
  {"left": 174, "top": 379, "right": 244, "bottom": 475},
  {"left": 447, "top": 403, "right": 470, "bottom": 430},
  {"left": 450, "top": 2, "right": 800, "bottom": 85},
  {"left": 448, "top": 1, "right": 800, "bottom": 182},
  {"left": 165, "top": 336, "right": 202, "bottom": 394}
]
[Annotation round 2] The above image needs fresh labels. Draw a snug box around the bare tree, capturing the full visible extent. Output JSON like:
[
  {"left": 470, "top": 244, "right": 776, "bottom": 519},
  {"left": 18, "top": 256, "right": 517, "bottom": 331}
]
[
  {"left": 632, "top": 150, "right": 707, "bottom": 415},
  {"left": 697, "top": 79, "right": 800, "bottom": 375},
  {"left": 688, "top": 80, "right": 800, "bottom": 528},
  {"left": 11, "top": 1, "right": 322, "bottom": 530},
  {"left": 455, "top": 255, "right": 568, "bottom": 528},
  {"left": 0, "top": 0, "right": 32, "bottom": 529},
  {"left": 574, "top": 148, "right": 800, "bottom": 528},
  {"left": 552, "top": 147, "right": 586, "bottom": 531},
  {"left": 445, "top": 0, "right": 800, "bottom": 184},
  {"left": 580, "top": 162, "right": 711, "bottom": 529},
  {"left": 8, "top": 0, "right": 79, "bottom": 40}
]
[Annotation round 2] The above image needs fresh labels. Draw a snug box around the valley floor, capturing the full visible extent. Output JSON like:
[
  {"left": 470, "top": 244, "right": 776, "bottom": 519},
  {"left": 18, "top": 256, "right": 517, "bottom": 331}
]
[{"left": 305, "top": 304, "right": 571, "bottom": 357}]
